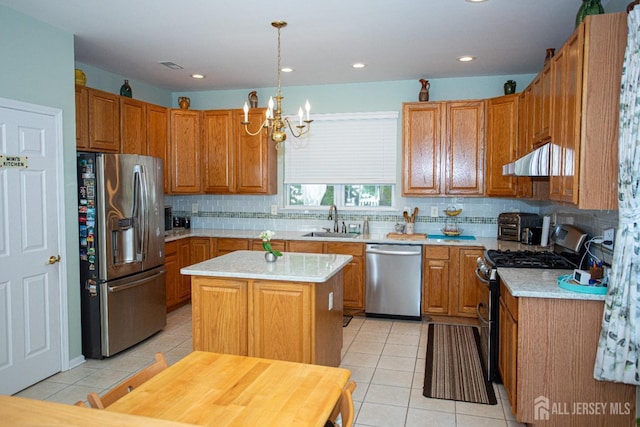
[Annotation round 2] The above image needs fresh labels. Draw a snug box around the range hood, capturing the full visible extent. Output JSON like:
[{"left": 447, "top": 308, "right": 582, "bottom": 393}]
[{"left": 502, "top": 142, "right": 551, "bottom": 177}]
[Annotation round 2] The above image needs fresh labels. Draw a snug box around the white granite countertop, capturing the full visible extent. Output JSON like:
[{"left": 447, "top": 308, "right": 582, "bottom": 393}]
[
  {"left": 170, "top": 228, "right": 603, "bottom": 300},
  {"left": 498, "top": 267, "right": 608, "bottom": 301},
  {"left": 165, "top": 228, "right": 542, "bottom": 250},
  {"left": 181, "top": 250, "right": 353, "bottom": 283}
]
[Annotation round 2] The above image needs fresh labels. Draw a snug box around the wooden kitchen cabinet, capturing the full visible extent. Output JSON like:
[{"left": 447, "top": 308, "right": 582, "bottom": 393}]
[
  {"left": 250, "top": 239, "right": 285, "bottom": 253},
  {"left": 191, "top": 237, "right": 212, "bottom": 264},
  {"left": 443, "top": 101, "right": 485, "bottom": 195},
  {"left": 164, "top": 238, "right": 195, "bottom": 311},
  {"left": 201, "top": 108, "right": 276, "bottom": 194},
  {"left": 177, "top": 238, "right": 191, "bottom": 301},
  {"left": 75, "top": 85, "right": 89, "bottom": 150},
  {"left": 169, "top": 109, "right": 201, "bottom": 193},
  {"left": 76, "top": 87, "right": 120, "bottom": 152},
  {"left": 402, "top": 100, "right": 485, "bottom": 196},
  {"left": 499, "top": 282, "right": 635, "bottom": 426},
  {"left": 326, "top": 242, "right": 365, "bottom": 310},
  {"left": 485, "top": 94, "right": 518, "bottom": 197},
  {"left": 529, "top": 63, "right": 552, "bottom": 146},
  {"left": 548, "top": 13, "right": 625, "bottom": 209},
  {"left": 498, "top": 282, "right": 518, "bottom": 415},
  {"left": 234, "top": 109, "right": 277, "bottom": 194},
  {"left": 215, "top": 238, "right": 250, "bottom": 257},
  {"left": 192, "top": 271, "right": 343, "bottom": 366},
  {"left": 164, "top": 241, "right": 180, "bottom": 310},
  {"left": 146, "top": 104, "right": 170, "bottom": 193},
  {"left": 402, "top": 102, "right": 442, "bottom": 195},
  {"left": 286, "top": 240, "right": 325, "bottom": 254},
  {"left": 119, "top": 97, "right": 147, "bottom": 154},
  {"left": 422, "top": 245, "right": 482, "bottom": 318},
  {"left": 515, "top": 89, "right": 533, "bottom": 198},
  {"left": 202, "top": 110, "right": 235, "bottom": 193},
  {"left": 422, "top": 245, "right": 450, "bottom": 315},
  {"left": 192, "top": 277, "right": 248, "bottom": 356},
  {"left": 453, "top": 247, "right": 484, "bottom": 316}
]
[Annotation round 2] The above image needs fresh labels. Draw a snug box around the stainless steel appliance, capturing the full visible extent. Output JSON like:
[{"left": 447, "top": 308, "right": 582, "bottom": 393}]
[
  {"left": 520, "top": 226, "right": 542, "bottom": 245},
  {"left": 475, "top": 224, "right": 586, "bottom": 382},
  {"left": 497, "top": 212, "right": 541, "bottom": 242},
  {"left": 365, "top": 244, "right": 422, "bottom": 320},
  {"left": 502, "top": 142, "right": 551, "bottom": 177},
  {"left": 164, "top": 206, "right": 173, "bottom": 234},
  {"left": 77, "top": 153, "right": 166, "bottom": 358}
]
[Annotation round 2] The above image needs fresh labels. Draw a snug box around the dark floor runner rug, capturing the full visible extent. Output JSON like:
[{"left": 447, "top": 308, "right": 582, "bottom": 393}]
[
  {"left": 343, "top": 315, "right": 353, "bottom": 327},
  {"left": 423, "top": 323, "right": 497, "bottom": 405}
]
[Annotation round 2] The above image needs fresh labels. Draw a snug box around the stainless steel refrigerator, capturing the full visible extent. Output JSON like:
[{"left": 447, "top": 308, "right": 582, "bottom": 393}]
[{"left": 77, "top": 153, "right": 166, "bottom": 358}]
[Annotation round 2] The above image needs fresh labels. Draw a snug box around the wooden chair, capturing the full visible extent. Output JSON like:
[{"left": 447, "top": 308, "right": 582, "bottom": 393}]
[
  {"left": 87, "top": 352, "right": 169, "bottom": 409},
  {"left": 74, "top": 400, "right": 86, "bottom": 407},
  {"left": 325, "top": 380, "right": 357, "bottom": 427}
]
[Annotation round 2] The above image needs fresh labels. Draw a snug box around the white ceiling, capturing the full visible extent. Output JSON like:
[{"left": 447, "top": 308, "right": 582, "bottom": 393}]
[{"left": 1, "top": 0, "right": 610, "bottom": 92}]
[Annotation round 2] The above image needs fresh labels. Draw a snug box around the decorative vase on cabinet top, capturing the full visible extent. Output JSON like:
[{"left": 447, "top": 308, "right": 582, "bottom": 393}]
[
  {"left": 418, "top": 79, "right": 430, "bottom": 102},
  {"left": 178, "top": 96, "right": 190, "bottom": 109},
  {"left": 120, "top": 80, "right": 132, "bottom": 98},
  {"left": 264, "top": 252, "right": 277, "bottom": 262},
  {"left": 575, "top": 0, "right": 604, "bottom": 27},
  {"left": 75, "top": 68, "right": 87, "bottom": 86},
  {"left": 504, "top": 80, "right": 516, "bottom": 95}
]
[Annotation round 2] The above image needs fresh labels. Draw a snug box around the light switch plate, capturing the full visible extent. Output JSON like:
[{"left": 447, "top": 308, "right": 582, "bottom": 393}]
[
  {"left": 430, "top": 206, "right": 439, "bottom": 217},
  {"left": 271, "top": 204, "right": 278, "bottom": 215},
  {"left": 191, "top": 203, "right": 198, "bottom": 214}
]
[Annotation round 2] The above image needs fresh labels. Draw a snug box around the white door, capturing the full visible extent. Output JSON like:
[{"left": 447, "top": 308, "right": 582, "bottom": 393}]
[{"left": 0, "top": 98, "right": 66, "bottom": 395}]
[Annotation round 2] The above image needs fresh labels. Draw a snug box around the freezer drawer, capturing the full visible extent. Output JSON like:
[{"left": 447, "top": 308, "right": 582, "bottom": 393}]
[{"left": 100, "top": 266, "right": 166, "bottom": 357}]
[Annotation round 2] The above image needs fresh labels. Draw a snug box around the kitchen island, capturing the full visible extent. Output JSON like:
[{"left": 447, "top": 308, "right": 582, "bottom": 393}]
[{"left": 181, "top": 250, "right": 352, "bottom": 367}]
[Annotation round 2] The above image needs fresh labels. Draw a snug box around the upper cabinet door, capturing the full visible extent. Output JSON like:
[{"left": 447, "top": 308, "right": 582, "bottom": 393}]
[
  {"left": 169, "top": 109, "right": 201, "bottom": 193},
  {"left": 444, "top": 100, "right": 485, "bottom": 196},
  {"left": 235, "top": 109, "right": 277, "bottom": 194},
  {"left": 88, "top": 88, "right": 120, "bottom": 152},
  {"left": 120, "top": 97, "right": 147, "bottom": 155},
  {"left": 202, "top": 110, "right": 235, "bottom": 193},
  {"left": 147, "top": 104, "right": 170, "bottom": 193},
  {"left": 75, "top": 85, "right": 89, "bottom": 150},
  {"left": 402, "top": 102, "right": 443, "bottom": 196},
  {"left": 486, "top": 94, "right": 518, "bottom": 197}
]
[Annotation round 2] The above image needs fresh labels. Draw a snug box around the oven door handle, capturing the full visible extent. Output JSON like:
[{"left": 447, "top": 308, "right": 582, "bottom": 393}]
[
  {"left": 475, "top": 268, "right": 490, "bottom": 284},
  {"left": 476, "top": 302, "right": 490, "bottom": 325}
]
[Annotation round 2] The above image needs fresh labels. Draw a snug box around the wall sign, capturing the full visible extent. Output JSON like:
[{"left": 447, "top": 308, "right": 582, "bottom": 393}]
[{"left": 0, "top": 155, "right": 28, "bottom": 169}]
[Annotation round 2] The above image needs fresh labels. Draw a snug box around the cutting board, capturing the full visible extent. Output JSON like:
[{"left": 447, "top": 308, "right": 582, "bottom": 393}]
[{"left": 386, "top": 233, "right": 427, "bottom": 240}]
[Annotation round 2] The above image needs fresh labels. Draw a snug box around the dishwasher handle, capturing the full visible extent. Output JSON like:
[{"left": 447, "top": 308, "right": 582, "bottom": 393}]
[{"left": 366, "top": 247, "right": 421, "bottom": 256}]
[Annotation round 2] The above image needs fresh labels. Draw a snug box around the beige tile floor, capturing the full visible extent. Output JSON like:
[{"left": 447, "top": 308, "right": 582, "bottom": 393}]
[{"left": 17, "top": 304, "right": 524, "bottom": 427}]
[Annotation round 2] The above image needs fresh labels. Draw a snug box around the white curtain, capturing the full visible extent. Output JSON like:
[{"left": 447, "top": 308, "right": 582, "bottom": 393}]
[{"left": 593, "top": 9, "right": 640, "bottom": 385}]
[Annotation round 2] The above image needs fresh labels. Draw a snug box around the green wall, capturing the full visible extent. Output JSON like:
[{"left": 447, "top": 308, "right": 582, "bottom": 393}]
[
  {"left": 172, "top": 75, "right": 536, "bottom": 113},
  {"left": 0, "top": 5, "right": 82, "bottom": 362}
]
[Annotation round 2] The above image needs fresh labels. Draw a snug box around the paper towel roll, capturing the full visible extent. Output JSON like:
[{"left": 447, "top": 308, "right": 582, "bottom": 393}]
[{"left": 541, "top": 215, "right": 551, "bottom": 247}]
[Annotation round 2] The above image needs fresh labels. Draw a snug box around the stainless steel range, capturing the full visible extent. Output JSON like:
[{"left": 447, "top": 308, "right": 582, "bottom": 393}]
[{"left": 475, "top": 224, "right": 587, "bottom": 383}]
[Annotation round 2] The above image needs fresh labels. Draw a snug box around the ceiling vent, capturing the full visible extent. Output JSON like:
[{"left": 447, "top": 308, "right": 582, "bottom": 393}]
[{"left": 159, "top": 61, "right": 184, "bottom": 70}]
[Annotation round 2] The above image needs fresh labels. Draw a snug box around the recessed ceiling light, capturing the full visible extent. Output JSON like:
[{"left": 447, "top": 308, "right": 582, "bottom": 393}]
[
  {"left": 352, "top": 63, "right": 366, "bottom": 69},
  {"left": 191, "top": 74, "right": 205, "bottom": 79},
  {"left": 466, "top": 0, "right": 488, "bottom": 3},
  {"left": 458, "top": 56, "right": 475, "bottom": 62},
  {"left": 281, "top": 67, "right": 293, "bottom": 73}
]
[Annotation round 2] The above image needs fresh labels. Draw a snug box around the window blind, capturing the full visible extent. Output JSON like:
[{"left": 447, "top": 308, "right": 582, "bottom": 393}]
[{"left": 283, "top": 111, "right": 398, "bottom": 184}]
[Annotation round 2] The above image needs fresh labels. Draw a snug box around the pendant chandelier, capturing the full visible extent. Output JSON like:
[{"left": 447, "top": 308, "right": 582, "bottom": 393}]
[{"left": 242, "top": 21, "right": 312, "bottom": 147}]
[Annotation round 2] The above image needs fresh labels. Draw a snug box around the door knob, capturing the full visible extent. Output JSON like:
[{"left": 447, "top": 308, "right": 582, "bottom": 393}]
[{"left": 47, "top": 255, "right": 61, "bottom": 265}]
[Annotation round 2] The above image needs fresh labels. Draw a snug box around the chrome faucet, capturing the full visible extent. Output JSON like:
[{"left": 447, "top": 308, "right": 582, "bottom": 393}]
[{"left": 328, "top": 204, "right": 338, "bottom": 232}]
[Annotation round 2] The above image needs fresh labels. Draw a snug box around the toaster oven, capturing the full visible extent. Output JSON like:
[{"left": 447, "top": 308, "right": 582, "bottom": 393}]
[{"left": 497, "top": 213, "right": 541, "bottom": 242}]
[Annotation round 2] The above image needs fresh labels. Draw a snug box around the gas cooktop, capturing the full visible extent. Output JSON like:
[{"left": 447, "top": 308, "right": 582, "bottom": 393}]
[{"left": 486, "top": 249, "right": 578, "bottom": 269}]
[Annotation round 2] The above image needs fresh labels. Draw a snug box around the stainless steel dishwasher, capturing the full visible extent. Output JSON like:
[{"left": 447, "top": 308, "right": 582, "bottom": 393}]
[{"left": 365, "top": 244, "right": 422, "bottom": 320}]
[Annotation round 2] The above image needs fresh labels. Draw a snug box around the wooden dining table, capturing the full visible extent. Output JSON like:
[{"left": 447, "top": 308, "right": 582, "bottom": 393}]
[{"left": 106, "top": 351, "right": 352, "bottom": 427}]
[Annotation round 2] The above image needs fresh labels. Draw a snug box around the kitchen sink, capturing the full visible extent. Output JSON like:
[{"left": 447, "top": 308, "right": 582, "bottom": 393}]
[{"left": 301, "top": 231, "right": 360, "bottom": 239}]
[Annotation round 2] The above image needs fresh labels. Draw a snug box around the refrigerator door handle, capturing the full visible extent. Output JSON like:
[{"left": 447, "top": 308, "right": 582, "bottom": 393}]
[
  {"left": 137, "top": 164, "right": 149, "bottom": 261},
  {"left": 107, "top": 269, "right": 165, "bottom": 293},
  {"left": 132, "top": 165, "right": 146, "bottom": 261}
]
